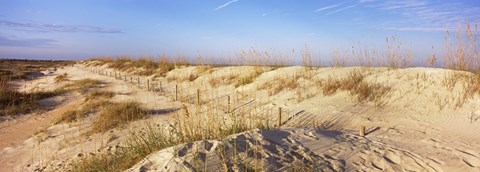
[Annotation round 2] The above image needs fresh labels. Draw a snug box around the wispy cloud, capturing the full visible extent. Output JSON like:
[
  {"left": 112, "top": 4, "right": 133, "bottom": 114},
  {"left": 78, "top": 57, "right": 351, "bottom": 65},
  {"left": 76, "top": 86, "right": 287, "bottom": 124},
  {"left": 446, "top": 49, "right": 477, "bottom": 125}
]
[
  {"left": 315, "top": 2, "right": 345, "bottom": 12},
  {"left": 366, "top": 0, "right": 480, "bottom": 32},
  {"left": 385, "top": 27, "right": 446, "bottom": 32},
  {"left": 326, "top": 4, "right": 360, "bottom": 15},
  {"left": 0, "top": 20, "right": 123, "bottom": 33},
  {"left": 0, "top": 34, "right": 56, "bottom": 47},
  {"left": 215, "top": 0, "right": 239, "bottom": 11}
]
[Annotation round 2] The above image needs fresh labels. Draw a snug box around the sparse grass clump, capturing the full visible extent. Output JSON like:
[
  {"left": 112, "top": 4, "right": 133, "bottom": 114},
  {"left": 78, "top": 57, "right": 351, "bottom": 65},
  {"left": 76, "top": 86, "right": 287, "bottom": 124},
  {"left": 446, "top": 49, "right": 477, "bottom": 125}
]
[
  {"left": 322, "top": 76, "right": 341, "bottom": 96},
  {"left": 59, "top": 78, "right": 102, "bottom": 93},
  {"left": 54, "top": 73, "right": 69, "bottom": 83},
  {"left": 0, "top": 59, "right": 73, "bottom": 116},
  {"left": 234, "top": 67, "right": 264, "bottom": 87},
  {"left": 322, "top": 70, "right": 391, "bottom": 105},
  {"left": 0, "top": 79, "right": 60, "bottom": 116},
  {"left": 85, "top": 89, "right": 115, "bottom": 101},
  {"left": 234, "top": 74, "right": 257, "bottom": 87},
  {"left": 71, "top": 98, "right": 274, "bottom": 171},
  {"left": 72, "top": 122, "right": 174, "bottom": 171},
  {"left": 260, "top": 75, "right": 298, "bottom": 96},
  {"left": 157, "top": 56, "right": 176, "bottom": 77},
  {"left": 91, "top": 101, "right": 147, "bottom": 133},
  {"left": 55, "top": 90, "right": 114, "bottom": 124}
]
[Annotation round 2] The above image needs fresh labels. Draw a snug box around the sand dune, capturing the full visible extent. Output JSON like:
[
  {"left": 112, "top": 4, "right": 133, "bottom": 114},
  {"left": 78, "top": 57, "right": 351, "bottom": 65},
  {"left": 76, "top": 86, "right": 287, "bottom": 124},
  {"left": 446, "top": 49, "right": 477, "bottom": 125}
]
[{"left": 1, "top": 61, "right": 480, "bottom": 171}]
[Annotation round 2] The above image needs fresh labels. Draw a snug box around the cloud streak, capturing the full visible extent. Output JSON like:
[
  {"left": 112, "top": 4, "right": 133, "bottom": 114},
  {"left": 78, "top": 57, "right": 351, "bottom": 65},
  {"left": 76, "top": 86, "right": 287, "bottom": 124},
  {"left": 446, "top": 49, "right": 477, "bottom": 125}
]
[
  {"left": 0, "top": 35, "right": 56, "bottom": 47},
  {"left": 367, "top": 0, "right": 480, "bottom": 32},
  {"left": 215, "top": 0, "right": 239, "bottom": 11},
  {"left": 326, "top": 4, "right": 360, "bottom": 15},
  {"left": 315, "top": 2, "right": 345, "bottom": 12},
  {"left": 0, "top": 20, "right": 123, "bottom": 33}
]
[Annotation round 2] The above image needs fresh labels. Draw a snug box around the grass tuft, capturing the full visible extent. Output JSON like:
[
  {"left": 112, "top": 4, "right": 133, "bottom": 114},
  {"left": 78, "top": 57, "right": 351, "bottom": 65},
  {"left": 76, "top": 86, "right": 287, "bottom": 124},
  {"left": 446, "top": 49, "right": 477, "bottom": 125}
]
[
  {"left": 54, "top": 73, "right": 69, "bottom": 83},
  {"left": 322, "top": 70, "right": 391, "bottom": 105},
  {"left": 59, "top": 79, "right": 102, "bottom": 93},
  {"left": 91, "top": 102, "right": 147, "bottom": 133},
  {"left": 0, "top": 79, "right": 60, "bottom": 116}
]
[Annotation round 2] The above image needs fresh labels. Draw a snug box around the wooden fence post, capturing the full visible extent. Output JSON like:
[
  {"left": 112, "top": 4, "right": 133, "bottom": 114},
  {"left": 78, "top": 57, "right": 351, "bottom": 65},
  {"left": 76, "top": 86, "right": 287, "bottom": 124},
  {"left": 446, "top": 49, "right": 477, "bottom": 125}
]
[
  {"left": 137, "top": 77, "right": 140, "bottom": 86},
  {"left": 147, "top": 79, "right": 150, "bottom": 91},
  {"left": 159, "top": 81, "right": 162, "bottom": 94},
  {"left": 227, "top": 95, "right": 231, "bottom": 113},
  {"left": 196, "top": 89, "right": 200, "bottom": 106},
  {"left": 278, "top": 107, "right": 282, "bottom": 128},
  {"left": 130, "top": 77, "right": 132, "bottom": 83},
  {"left": 359, "top": 126, "right": 365, "bottom": 137},
  {"left": 175, "top": 84, "right": 178, "bottom": 101}
]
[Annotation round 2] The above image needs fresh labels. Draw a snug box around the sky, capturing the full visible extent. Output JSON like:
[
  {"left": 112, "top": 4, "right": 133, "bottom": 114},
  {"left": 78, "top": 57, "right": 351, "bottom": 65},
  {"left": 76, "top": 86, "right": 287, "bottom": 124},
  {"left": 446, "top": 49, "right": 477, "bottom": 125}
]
[{"left": 0, "top": 0, "right": 479, "bottom": 63}]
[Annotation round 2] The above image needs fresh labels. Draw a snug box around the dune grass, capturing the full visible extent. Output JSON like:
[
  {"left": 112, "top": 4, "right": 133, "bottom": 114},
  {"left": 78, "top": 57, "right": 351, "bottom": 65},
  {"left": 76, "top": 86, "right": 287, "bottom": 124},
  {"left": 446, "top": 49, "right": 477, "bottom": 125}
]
[
  {"left": 54, "top": 90, "right": 114, "bottom": 124},
  {"left": 71, "top": 99, "right": 274, "bottom": 171},
  {"left": 322, "top": 70, "right": 391, "bottom": 105},
  {"left": 90, "top": 101, "right": 147, "bottom": 133},
  {"left": 54, "top": 73, "right": 69, "bottom": 83},
  {"left": 0, "top": 79, "right": 60, "bottom": 116},
  {"left": 0, "top": 59, "right": 74, "bottom": 116},
  {"left": 58, "top": 78, "right": 102, "bottom": 94}
]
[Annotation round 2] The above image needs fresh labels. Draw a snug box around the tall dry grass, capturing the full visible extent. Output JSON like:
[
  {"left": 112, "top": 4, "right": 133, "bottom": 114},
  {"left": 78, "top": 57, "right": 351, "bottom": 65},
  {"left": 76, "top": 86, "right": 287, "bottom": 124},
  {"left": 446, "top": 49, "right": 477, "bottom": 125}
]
[
  {"left": 0, "top": 79, "right": 59, "bottom": 116},
  {"left": 322, "top": 70, "right": 391, "bottom": 106},
  {"left": 72, "top": 99, "right": 274, "bottom": 171},
  {"left": 90, "top": 101, "right": 147, "bottom": 133},
  {"left": 444, "top": 23, "right": 479, "bottom": 71}
]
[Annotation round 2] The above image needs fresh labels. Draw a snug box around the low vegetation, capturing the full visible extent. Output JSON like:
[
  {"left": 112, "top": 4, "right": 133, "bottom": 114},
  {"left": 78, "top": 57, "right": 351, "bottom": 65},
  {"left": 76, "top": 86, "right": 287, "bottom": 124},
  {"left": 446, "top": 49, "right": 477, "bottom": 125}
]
[
  {"left": 0, "top": 60, "right": 73, "bottom": 116},
  {"left": 59, "top": 78, "right": 102, "bottom": 94},
  {"left": 55, "top": 90, "right": 114, "bottom": 124},
  {"left": 54, "top": 73, "right": 69, "bottom": 83},
  {"left": 322, "top": 70, "right": 391, "bottom": 105},
  {"left": 234, "top": 67, "right": 265, "bottom": 87},
  {"left": 91, "top": 101, "right": 147, "bottom": 133},
  {"left": 0, "top": 80, "right": 60, "bottom": 116},
  {"left": 72, "top": 98, "right": 274, "bottom": 171}
]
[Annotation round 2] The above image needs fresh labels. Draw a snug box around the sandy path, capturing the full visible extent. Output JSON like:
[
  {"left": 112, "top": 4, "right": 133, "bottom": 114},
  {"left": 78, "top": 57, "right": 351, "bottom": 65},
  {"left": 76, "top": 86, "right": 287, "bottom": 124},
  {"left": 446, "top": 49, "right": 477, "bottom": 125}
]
[
  {"left": 0, "top": 112, "right": 54, "bottom": 150},
  {"left": 0, "top": 65, "right": 181, "bottom": 171}
]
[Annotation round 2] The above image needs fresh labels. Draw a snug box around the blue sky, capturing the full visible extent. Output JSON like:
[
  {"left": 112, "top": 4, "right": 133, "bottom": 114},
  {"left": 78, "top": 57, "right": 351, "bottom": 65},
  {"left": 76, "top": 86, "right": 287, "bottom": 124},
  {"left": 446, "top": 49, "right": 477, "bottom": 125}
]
[{"left": 0, "top": 0, "right": 479, "bottom": 63}]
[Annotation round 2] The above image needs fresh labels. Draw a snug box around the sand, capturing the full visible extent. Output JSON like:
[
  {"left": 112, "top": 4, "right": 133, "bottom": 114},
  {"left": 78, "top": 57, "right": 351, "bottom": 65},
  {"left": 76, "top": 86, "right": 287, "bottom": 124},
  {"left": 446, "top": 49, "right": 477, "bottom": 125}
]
[{"left": 1, "top": 61, "right": 480, "bottom": 171}]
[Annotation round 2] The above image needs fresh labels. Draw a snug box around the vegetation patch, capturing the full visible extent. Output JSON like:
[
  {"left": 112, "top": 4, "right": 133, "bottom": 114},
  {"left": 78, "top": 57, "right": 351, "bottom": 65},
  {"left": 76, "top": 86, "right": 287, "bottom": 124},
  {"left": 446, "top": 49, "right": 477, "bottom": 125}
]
[
  {"left": 322, "top": 70, "right": 391, "bottom": 105},
  {"left": 54, "top": 90, "right": 114, "bottom": 124},
  {"left": 91, "top": 101, "right": 147, "bottom": 133},
  {"left": 54, "top": 73, "right": 69, "bottom": 83},
  {"left": 0, "top": 80, "right": 60, "bottom": 116},
  {"left": 71, "top": 101, "right": 274, "bottom": 171},
  {"left": 59, "top": 79, "right": 102, "bottom": 94}
]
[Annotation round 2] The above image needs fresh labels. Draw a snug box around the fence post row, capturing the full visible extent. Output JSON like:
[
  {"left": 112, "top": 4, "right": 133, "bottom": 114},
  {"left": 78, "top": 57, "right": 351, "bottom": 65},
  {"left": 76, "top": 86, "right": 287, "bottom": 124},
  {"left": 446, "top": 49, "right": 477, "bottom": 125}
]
[{"left": 78, "top": 65, "right": 306, "bottom": 130}]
